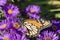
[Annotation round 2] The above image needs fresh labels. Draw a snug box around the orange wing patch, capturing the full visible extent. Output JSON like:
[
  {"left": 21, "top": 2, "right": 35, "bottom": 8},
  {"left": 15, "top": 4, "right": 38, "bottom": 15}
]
[{"left": 24, "top": 19, "right": 43, "bottom": 28}]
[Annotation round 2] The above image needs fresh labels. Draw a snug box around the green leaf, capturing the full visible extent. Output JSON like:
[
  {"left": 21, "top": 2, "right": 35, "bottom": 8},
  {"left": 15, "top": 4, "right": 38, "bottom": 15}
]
[{"left": 55, "top": 13, "right": 60, "bottom": 18}]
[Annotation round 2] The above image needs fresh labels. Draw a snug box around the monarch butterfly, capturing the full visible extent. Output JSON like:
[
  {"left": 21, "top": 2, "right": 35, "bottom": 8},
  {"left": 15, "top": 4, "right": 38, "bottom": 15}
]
[{"left": 23, "top": 19, "right": 52, "bottom": 37}]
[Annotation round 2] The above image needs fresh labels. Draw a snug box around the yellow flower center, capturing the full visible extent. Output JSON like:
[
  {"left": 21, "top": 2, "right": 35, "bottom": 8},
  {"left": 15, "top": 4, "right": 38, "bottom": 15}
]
[
  {"left": 4, "top": 37, "right": 9, "bottom": 40},
  {"left": 8, "top": 9, "right": 13, "bottom": 14},
  {"left": 13, "top": 23, "right": 20, "bottom": 29},
  {"left": 1, "top": 24, "right": 7, "bottom": 29},
  {"left": 30, "top": 8, "right": 35, "bottom": 13},
  {"left": 44, "top": 37, "right": 52, "bottom": 40}
]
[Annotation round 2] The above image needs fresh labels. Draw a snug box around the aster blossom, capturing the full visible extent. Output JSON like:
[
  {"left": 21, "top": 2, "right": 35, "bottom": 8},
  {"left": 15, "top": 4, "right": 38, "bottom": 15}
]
[
  {"left": 4, "top": 4, "right": 19, "bottom": 18},
  {"left": 9, "top": 29, "right": 29, "bottom": 40},
  {"left": 0, "top": 19, "right": 11, "bottom": 30},
  {"left": 0, "top": 33, "right": 12, "bottom": 40},
  {"left": 26, "top": 5, "right": 40, "bottom": 14},
  {"left": 10, "top": 18, "right": 21, "bottom": 29},
  {"left": 0, "top": 29, "right": 12, "bottom": 40},
  {"left": 26, "top": 5, "right": 40, "bottom": 19},
  {"left": 9, "top": 18, "right": 27, "bottom": 33},
  {"left": 0, "top": 0, "right": 7, "bottom": 6},
  {"left": 37, "top": 31, "right": 59, "bottom": 40},
  {"left": 57, "top": 30, "right": 60, "bottom": 34},
  {"left": 51, "top": 19, "right": 60, "bottom": 25},
  {"left": 51, "top": 19, "right": 60, "bottom": 30},
  {"left": 0, "top": 29, "right": 28, "bottom": 40}
]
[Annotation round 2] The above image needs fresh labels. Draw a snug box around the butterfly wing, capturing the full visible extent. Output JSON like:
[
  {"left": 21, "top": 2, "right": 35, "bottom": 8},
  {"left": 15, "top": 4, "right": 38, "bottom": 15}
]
[{"left": 23, "top": 19, "right": 43, "bottom": 37}]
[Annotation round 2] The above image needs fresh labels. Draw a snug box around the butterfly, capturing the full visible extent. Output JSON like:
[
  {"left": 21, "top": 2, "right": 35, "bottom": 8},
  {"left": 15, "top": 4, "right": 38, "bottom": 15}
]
[{"left": 23, "top": 19, "right": 52, "bottom": 37}]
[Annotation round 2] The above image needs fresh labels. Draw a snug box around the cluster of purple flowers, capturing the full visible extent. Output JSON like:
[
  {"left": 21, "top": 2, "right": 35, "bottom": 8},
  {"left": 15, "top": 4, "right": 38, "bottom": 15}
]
[
  {"left": 0, "top": 0, "right": 60, "bottom": 40},
  {"left": 0, "top": 0, "right": 28, "bottom": 40}
]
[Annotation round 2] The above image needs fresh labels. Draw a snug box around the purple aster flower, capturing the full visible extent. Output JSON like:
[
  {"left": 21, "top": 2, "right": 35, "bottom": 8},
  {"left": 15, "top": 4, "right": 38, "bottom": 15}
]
[
  {"left": 10, "top": 18, "right": 21, "bottom": 29},
  {"left": 0, "top": 19, "right": 11, "bottom": 29},
  {"left": 4, "top": 4, "right": 19, "bottom": 18},
  {"left": 0, "top": 29, "right": 29, "bottom": 40},
  {"left": 9, "top": 29, "right": 21, "bottom": 40},
  {"left": 26, "top": 5, "right": 40, "bottom": 19},
  {"left": 51, "top": 19, "right": 60, "bottom": 30},
  {"left": 9, "top": 29, "right": 28, "bottom": 40},
  {"left": 1, "top": 33, "right": 11, "bottom": 40},
  {"left": 26, "top": 5, "right": 40, "bottom": 14},
  {"left": 0, "top": 0, "right": 7, "bottom": 6},
  {"left": 57, "top": 30, "right": 60, "bottom": 34},
  {"left": 0, "top": 30, "right": 12, "bottom": 40},
  {"left": 51, "top": 19, "right": 60, "bottom": 24},
  {"left": 37, "top": 31, "right": 59, "bottom": 40}
]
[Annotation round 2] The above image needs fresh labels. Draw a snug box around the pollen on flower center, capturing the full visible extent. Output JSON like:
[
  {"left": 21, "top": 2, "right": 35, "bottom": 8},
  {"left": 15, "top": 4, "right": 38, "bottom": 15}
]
[
  {"left": 30, "top": 8, "right": 35, "bottom": 13},
  {"left": 13, "top": 23, "right": 20, "bottom": 29},
  {"left": 44, "top": 37, "right": 52, "bottom": 40},
  {"left": 8, "top": 9, "right": 13, "bottom": 14},
  {"left": 4, "top": 37, "right": 9, "bottom": 40},
  {"left": 2, "top": 24, "right": 7, "bottom": 28}
]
